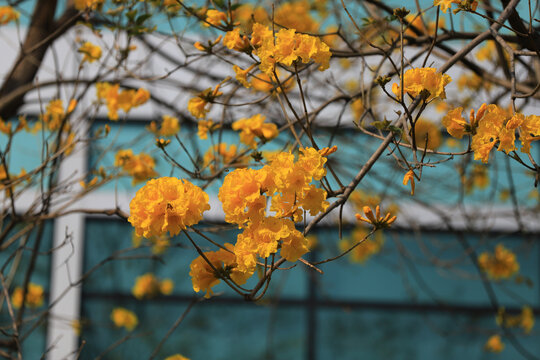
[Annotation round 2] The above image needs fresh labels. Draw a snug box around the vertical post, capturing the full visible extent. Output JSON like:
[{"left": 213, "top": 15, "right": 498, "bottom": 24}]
[{"left": 46, "top": 118, "right": 88, "bottom": 360}]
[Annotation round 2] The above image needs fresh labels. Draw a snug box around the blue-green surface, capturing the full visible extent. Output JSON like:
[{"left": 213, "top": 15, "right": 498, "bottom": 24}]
[
  {"left": 0, "top": 219, "right": 53, "bottom": 360},
  {"left": 80, "top": 298, "right": 306, "bottom": 360}
]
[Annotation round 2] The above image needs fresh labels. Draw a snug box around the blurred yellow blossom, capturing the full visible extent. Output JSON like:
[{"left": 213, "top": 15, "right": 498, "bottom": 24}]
[
  {"left": 484, "top": 334, "right": 504, "bottom": 353},
  {"left": 11, "top": 283, "right": 44, "bottom": 309},
  {"left": 339, "top": 227, "right": 384, "bottom": 263},
  {"left": 164, "top": 355, "right": 190, "bottom": 360},
  {"left": 78, "top": 41, "right": 102, "bottom": 63},
  {"left": 478, "top": 244, "right": 519, "bottom": 280},
  {"left": 110, "top": 307, "right": 138, "bottom": 331},
  {"left": 204, "top": 9, "right": 227, "bottom": 27},
  {"left": 114, "top": 149, "right": 158, "bottom": 184},
  {"left": 232, "top": 114, "right": 278, "bottom": 148},
  {"left": 132, "top": 273, "right": 174, "bottom": 299},
  {"left": 0, "top": 6, "right": 19, "bottom": 25}
]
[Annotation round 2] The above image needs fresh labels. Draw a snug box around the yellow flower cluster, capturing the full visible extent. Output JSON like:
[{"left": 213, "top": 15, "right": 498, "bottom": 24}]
[
  {"left": 74, "top": 0, "right": 104, "bottom": 11},
  {"left": 232, "top": 64, "right": 256, "bottom": 88},
  {"left": 463, "top": 164, "right": 490, "bottom": 194},
  {"left": 355, "top": 205, "right": 396, "bottom": 229},
  {"left": 478, "top": 244, "right": 519, "bottom": 280},
  {"left": 132, "top": 231, "right": 170, "bottom": 255},
  {"left": 187, "top": 85, "right": 222, "bottom": 119},
  {"left": 434, "top": 0, "right": 478, "bottom": 14},
  {"left": 11, "top": 283, "right": 44, "bottom": 309},
  {"left": 204, "top": 9, "right": 227, "bottom": 27},
  {"left": 78, "top": 41, "right": 102, "bottom": 63},
  {"left": 147, "top": 115, "right": 180, "bottom": 137},
  {"left": 0, "top": 165, "right": 27, "bottom": 196},
  {"left": 442, "top": 103, "right": 540, "bottom": 162},
  {"left": 190, "top": 148, "right": 329, "bottom": 297},
  {"left": 132, "top": 273, "right": 173, "bottom": 299},
  {"left": 456, "top": 73, "right": 489, "bottom": 92},
  {"left": 232, "top": 114, "right": 278, "bottom": 148},
  {"left": 0, "top": 115, "right": 29, "bottom": 135},
  {"left": 110, "top": 307, "right": 138, "bottom": 331},
  {"left": 41, "top": 99, "right": 69, "bottom": 131},
  {"left": 251, "top": 24, "right": 331, "bottom": 75},
  {"left": 114, "top": 149, "right": 158, "bottom": 184},
  {"left": 203, "top": 143, "right": 247, "bottom": 173},
  {"left": 96, "top": 83, "right": 150, "bottom": 120},
  {"left": 165, "top": 354, "right": 190, "bottom": 360},
  {"left": 339, "top": 227, "right": 384, "bottom": 264},
  {"left": 407, "top": 119, "right": 442, "bottom": 150},
  {"left": 484, "top": 334, "right": 504, "bottom": 353},
  {"left": 128, "top": 177, "right": 210, "bottom": 238},
  {"left": 224, "top": 28, "right": 251, "bottom": 52},
  {"left": 189, "top": 243, "right": 251, "bottom": 298},
  {"left": 197, "top": 119, "right": 220, "bottom": 139},
  {"left": 497, "top": 306, "right": 535, "bottom": 334},
  {"left": 273, "top": 1, "right": 319, "bottom": 33},
  {"left": 0, "top": 6, "right": 19, "bottom": 25},
  {"left": 392, "top": 67, "right": 452, "bottom": 101}
]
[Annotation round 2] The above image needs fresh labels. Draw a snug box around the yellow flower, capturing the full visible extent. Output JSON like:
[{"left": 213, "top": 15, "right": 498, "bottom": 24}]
[
  {"left": 132, "top": 232, "right": 171, "bottom": 254},
  {"left": 188, "top": 97, "right": 208, "bottom": 119},
  {"left": 339, "top": 227, "right": 384, "bottom": 264},
  {"left": 351, "top": 99, "right": 364, "bottom": 121},
  {"left": 197, "top": 119, "right": 219, "bottom": 139},
  {"left": 392, "top": 67, "right": 452, "bottom": 101},
  {"left": 129, "top": 177, "right": 210, "bottom": 238},
  {"left": 232, "top": 114, "right": 278, "bottom": 148},
  {"left": 434, "top": 0, "right": 477, "bottom": 14},
  {"left": 203, "top": 143, "right": 246, "bottom": 173},
  {"left": 218, "top": 167, "right": 270, "bottom": 225},
  {"left": 42, "top": 99, "right": 66, "bottom": 131},
  {"left": 478, "top": 244, "right": 519, "bottom": 280},
  {"left": 132, "top": 273, "right": 173, "bottom": 299},
  {"left": 464, "top": 164, "right": 490, "bottom": 194},
  {"left": 484, "top": 334, "right": 504, "bottom": 353},
  {"left": 253, "top": 25, "right": 331, "bottom": 76},
  {"left": 190, "top": 243, "right": 252, "bottom": 298},
  {"left": 471, "top": 104, "right": 507, "bottom": 163},
  {"left": 408, "top": 119, "right": 442, "bottom": 150},
  {"left": 78, "top": 41, "right": 102, "bottom": 63},
  {"left": 132, "top": 88, "right": 150, "bottom": 107},
  {"left": 442, "top": 107, "right": 468, "bottom": 139},
  {"left": 223, "top": 28, "right": 250, "bottom": 52},
  {"left": 403, "top": 170, "right": 415, "bottom": 195},
  {"left": 204, "top": 9, "right": 227, "bottom": 27},
  {"left": 520, "top": 306, "right": 535, "bottom": 334},
  {"left": 155, "top": 115, "right": 180, "bottom": 137},
  {"left": 519, "top": 114, "right": 540, "bottom": 154},
  {"left": 165, "top": 355, "right": 190, "bottom": 360},
  {"left": 250, "top": 71, "right": 294, "bottom": 93},
  {"left": 233, "top": 64, "right": 256, "bottom": 88},
  {"left": 11, "top": 283, "right": 44, "bottom": 309},
  {"left": 71, "top": 319, "right": 83, "bottom": 336},
  {"left": 274, "top": 1, "right": 319, "bottom": 33},
  {"left": 110, "top": 307, "right": 138, "bottom": 331},
  {"left": 234, "top": 217, "right": 309, "bottom": 267},
  {"left": 496, "top": 306, "right": 535, "bottom": 334},
  {"left": 355, "top": 205, "right": 396, "bottom": 229},
  {"left": 476, "top": 40, "right": 496, "bottom": 62},
  {"left": 95, "top": 83, "right": 149, "bottom": 120},
  {"left": 0, "top": 6, "right": 19, "bottom": 25},
  {"left": 114, "top": 149, "right": 158, "bottom": 184}
]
